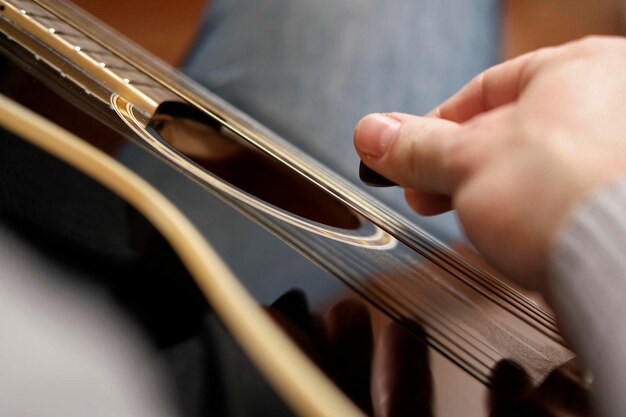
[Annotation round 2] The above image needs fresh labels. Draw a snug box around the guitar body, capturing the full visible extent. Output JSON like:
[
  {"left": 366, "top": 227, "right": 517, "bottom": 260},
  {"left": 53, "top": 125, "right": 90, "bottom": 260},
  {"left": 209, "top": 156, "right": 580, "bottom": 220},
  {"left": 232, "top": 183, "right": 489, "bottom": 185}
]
[{"left": 0, "top": 1, "right": 590, "bottom": 416}]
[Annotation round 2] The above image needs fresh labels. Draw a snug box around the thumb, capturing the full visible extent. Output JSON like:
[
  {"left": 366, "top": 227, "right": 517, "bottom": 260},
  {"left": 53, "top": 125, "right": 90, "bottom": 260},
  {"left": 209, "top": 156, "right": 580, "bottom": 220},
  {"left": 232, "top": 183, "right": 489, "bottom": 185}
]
[{"left": 354, "top": 112, "right": 462, "bottom": 196}]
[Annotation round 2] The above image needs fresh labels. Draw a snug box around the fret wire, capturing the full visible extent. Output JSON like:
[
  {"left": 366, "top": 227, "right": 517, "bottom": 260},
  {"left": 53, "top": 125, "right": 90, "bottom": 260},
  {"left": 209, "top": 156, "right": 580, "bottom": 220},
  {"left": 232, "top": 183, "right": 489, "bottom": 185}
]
[
  {"left": 77, "top": 48, "right": 112, "bottom": 56},
  {"left": 8, "top": 1, "right": 151, "bottom": 86},
  {"left": 22, "top": 12, "right": 58, "bottom": 21},
  {"left": 51, "top": 31, "right": 83, "bottom": 39},
  {"left": 103, "top": 63, "right": 142, "bottom": 72}
]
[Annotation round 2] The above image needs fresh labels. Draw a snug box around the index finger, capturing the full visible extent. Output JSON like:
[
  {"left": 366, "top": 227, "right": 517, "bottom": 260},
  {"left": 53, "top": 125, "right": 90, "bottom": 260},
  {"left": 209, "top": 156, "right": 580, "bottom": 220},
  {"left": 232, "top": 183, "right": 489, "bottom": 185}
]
[{"left": 428, "top": 47, "right": 558, "bottom": 123}]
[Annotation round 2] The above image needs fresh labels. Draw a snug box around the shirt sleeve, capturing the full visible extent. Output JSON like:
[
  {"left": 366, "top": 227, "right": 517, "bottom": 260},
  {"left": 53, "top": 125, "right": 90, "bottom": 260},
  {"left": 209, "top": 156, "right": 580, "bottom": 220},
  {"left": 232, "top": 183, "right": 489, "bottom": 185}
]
[{"left": 549, "top": 179, "right": 626, "bottom": 417}]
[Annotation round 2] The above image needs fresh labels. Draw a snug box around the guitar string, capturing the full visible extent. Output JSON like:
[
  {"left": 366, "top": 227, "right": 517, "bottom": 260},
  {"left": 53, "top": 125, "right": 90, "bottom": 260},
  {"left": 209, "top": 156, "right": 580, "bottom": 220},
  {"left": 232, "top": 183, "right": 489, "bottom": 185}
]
[
  {"left": 399, "top": 232, "right": 560, "bottom": 335},
  {"left": 402, "top": 220, "right": 558, "bottom": 325},
  {"left": 360, "top": 195, "right": 558, "bottom": 325},
  {"left": 6, "top": 0, "right": 564, "bottom": 382},
  {"left": 362, "top": 199, "right": 561, "bottom": 335},
  {"left": 280, "top": 224, "right": 526, "bottom": 382},
  {"left": 278, "top": 228, "right": 496, "bottom": 383},
  {"left": 330, "top": 234, "right": 561, "bottom": 372},
  {"left": 260, "top": 210, "right": 498, "bottom": 384},
  {"left": 21, "top": 0, "right": 561, "bottom": 340},
  {"left": 3, "top": 1, "right": 167, "bottom": 95},
  {"left": 270, "top": 225, "right": 496, "bottom": 382},
  {"left": 301, "top": 226, "right": 567, "bottom": 382},
  {"left": 292, "top": 146, "right": 557, "bottom": 331},
  {"left": 7, "top": 0, "right": 560, "bottom": 348},
  {"left": 350, "top": 200, "right": 561, "bottom": 338},
  {"left": 226, "top": 205, "right": 502, "bottom": 381}
]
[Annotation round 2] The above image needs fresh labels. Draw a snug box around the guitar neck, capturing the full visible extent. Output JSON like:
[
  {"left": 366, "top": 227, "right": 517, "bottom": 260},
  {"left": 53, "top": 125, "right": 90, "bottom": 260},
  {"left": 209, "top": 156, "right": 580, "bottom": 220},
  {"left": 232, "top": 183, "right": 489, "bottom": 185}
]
[{"left": 0, "top": 0, "right": 180, "bottom": 114}]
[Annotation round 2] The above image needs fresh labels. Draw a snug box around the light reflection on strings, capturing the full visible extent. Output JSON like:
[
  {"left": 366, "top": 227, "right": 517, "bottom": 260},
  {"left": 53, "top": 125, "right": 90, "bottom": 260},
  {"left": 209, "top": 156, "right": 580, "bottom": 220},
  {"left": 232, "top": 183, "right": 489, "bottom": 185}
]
[{"left": 113, "top": 94, "right": 398, "bottom": 251}]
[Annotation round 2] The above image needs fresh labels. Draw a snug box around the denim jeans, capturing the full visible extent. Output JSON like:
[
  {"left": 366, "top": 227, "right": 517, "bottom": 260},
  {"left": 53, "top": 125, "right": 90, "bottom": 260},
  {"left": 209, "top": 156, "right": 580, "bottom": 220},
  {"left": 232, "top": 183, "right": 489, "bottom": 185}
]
[{"left": 183, "top": 0, "right": 501, "bottom": 242}]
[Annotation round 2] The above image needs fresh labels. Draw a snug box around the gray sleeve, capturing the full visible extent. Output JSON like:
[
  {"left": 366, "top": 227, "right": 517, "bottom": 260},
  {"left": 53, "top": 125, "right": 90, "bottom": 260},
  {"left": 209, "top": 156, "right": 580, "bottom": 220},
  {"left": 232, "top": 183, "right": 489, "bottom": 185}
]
[{"left": 549, "top": 179, "right": 626, "bottom": 417}]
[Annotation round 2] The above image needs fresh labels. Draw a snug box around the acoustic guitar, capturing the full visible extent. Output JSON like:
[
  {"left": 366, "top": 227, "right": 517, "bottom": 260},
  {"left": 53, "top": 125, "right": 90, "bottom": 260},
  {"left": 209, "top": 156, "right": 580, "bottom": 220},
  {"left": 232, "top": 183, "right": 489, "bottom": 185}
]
[{"left": 0, "top": 1, "right": 592, "bottom": 415}]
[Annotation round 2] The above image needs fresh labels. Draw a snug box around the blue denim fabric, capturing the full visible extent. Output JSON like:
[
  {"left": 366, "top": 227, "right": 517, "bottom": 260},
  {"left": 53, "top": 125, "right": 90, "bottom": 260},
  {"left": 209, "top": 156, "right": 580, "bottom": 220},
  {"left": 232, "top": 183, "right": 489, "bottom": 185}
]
[{"left": 183, "top": 0, "right": 501, "bottom": 242}]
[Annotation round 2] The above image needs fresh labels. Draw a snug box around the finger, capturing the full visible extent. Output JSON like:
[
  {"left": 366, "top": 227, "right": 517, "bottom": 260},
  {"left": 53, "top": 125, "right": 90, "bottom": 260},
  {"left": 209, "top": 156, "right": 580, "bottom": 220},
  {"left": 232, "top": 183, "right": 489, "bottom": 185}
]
[
  {"left": 266, "top": 291, "right": 323, "bottom": 365},
  {"left": 324, "top": 300, "right": 374, "bottom": 415},
  {"left": 372, "top": 321, "right": 433, "bottom": 417},
  {"left": 354, "top": 112, "right": 463, "bottom": 196},
  {"left": 528, "top": 359, "right": 593, "bottom": 416},
  {"left": 404, "top": 188, "right": 452, "bottom": 215},
  {"left": 270, "top": 289, "right": 316, "bottom": 336},
  {"left": 427, "top": 46, "right": 562, "bottom": 123},
  {"left": 487, "top": 359, "right": 532, "bottom": 415}
]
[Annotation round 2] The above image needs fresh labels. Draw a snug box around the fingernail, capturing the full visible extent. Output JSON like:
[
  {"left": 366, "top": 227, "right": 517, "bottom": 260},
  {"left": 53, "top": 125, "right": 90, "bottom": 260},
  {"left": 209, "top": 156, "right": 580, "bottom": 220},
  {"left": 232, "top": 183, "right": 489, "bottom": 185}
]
[{"left": 354, "top": 113, "right": 401, "bottom": 158}]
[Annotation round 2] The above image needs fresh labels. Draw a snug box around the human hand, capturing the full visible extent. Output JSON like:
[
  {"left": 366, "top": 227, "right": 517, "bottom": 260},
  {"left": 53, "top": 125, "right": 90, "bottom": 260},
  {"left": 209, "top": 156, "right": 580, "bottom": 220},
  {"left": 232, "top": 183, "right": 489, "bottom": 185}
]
[
  {"left": 267, "top": 291, "right": 433, "bottom": 417},
  {"left": 354, "top": 36, "right": 626, "bottom": 291},
  {"left": 488, "top": 359, "right": 593, "bottom": 417},
  {"left": 269, "top": 291, "right": 594, "bottom": 416}
]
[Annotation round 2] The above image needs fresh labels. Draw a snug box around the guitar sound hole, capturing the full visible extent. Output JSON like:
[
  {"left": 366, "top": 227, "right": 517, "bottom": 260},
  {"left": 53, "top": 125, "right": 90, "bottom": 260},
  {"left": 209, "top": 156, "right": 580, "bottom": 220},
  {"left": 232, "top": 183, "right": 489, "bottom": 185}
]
[{"left": 149, "top": 102, "right": 361, "bottom": 230}]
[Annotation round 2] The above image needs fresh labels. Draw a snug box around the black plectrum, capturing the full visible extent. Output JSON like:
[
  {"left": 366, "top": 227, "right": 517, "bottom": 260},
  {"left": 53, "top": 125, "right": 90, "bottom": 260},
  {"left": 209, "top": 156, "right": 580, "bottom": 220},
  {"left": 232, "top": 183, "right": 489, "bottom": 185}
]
[{"left": 359, "top": 161, "right": 397, "bottom": 187}]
